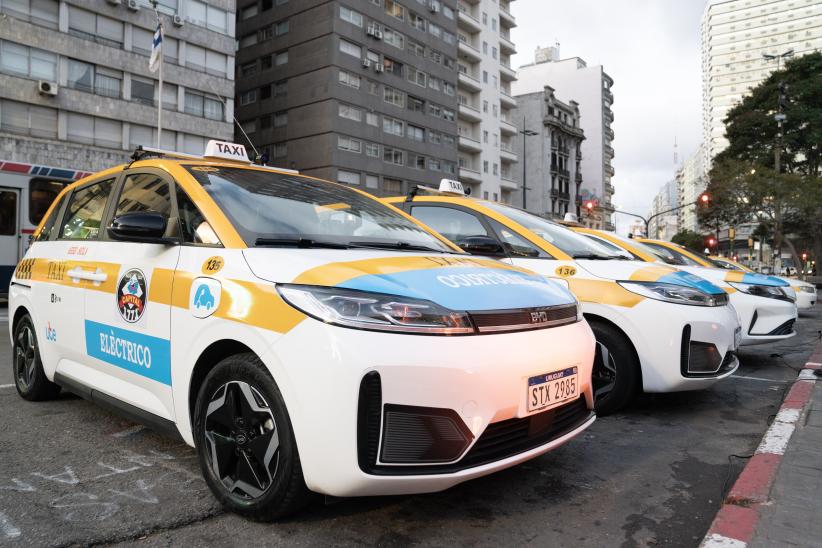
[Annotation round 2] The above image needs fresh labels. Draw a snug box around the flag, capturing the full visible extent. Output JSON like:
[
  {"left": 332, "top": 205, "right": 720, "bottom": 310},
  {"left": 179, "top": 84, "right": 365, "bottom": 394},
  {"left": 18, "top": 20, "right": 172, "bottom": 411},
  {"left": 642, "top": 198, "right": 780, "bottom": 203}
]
[{"left": 149, "top": 22, "right": 163, "bottom": 73}]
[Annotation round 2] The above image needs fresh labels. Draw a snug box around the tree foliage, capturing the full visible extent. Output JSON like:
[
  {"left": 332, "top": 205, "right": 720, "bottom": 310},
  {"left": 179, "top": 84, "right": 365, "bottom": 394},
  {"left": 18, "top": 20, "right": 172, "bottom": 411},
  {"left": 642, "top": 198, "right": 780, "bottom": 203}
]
[{"left": 672, "top": 230, "right": 706, "bottom": 251}]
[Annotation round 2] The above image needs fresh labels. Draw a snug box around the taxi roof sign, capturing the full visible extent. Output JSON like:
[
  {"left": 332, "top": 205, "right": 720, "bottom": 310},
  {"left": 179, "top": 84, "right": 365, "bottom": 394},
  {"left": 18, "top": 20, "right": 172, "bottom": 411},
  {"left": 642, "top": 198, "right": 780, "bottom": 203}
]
[
  {"left": 438, "top": 178, "right": 466, "bottom": 196},
  {"left": 204, "top": 140, "right": 251, "bottom": 163}
]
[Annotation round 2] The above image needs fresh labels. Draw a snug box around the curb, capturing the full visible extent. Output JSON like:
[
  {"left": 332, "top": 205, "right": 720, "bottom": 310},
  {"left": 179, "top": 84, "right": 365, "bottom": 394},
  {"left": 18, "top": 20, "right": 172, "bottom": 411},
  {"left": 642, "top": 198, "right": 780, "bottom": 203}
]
[{"left": 700, "top": 341, "right": 822, "bottom": 548}]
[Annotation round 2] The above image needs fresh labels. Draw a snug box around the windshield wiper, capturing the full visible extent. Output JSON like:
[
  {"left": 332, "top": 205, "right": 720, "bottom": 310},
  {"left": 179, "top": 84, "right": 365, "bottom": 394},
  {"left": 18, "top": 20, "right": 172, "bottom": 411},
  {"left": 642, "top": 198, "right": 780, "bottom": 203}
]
[
  {"left": 350, "top": 241, "right": 447, "bottom": 253},
  {"left": 254, "top": 237, "right": 350, "bottom": 249},
  {"left": 572, "top": 253, "right": 619, "bottom": 260}
]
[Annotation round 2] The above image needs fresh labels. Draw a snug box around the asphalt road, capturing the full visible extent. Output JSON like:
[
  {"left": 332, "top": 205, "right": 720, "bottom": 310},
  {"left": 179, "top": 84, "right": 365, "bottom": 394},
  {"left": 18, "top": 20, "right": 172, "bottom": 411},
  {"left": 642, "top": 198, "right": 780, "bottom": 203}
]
[{"left": 0, "top": 302, "right": 819, "bottom": 548}]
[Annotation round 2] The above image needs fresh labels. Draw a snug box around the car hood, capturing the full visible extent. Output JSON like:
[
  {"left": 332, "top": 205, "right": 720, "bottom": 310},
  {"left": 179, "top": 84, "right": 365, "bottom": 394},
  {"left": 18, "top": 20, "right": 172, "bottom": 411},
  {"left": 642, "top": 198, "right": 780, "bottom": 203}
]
[
  {"left": 720, "top": 270, "right": 790, "bottom": 287},
  {"left": 243, "top": 249, "right": 576, "bottom": 311},
  {"left": 574, "top": 260, "right": 726, "bottom": 295}
]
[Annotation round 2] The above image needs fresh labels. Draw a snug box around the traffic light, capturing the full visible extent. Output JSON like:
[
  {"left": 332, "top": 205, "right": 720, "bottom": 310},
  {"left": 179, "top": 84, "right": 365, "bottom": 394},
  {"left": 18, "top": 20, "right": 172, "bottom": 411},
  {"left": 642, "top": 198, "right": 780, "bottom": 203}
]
[
  {"left": 707, "top": 236, "right": 717, "bottom": 248},
  {"left": 585, "top": 201, "right": 595, "bottom": 212},
  {"left": 699, "top": 193, "right": 710, "bottom": 205},
  {"left": 801, "top": 252, "right": 808, "bottom": 261}
]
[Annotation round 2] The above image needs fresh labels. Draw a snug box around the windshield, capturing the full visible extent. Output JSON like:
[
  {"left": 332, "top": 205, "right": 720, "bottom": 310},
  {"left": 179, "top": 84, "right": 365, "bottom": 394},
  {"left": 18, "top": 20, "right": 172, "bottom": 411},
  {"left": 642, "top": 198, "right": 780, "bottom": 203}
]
[
  {"left": 641, "top": 242, "right": 704, "bottom": 267},
  {"left": 186, "top": 166, "right": 453, "bottom": 252},
  {"left": 709, "top": 258, "right": 740, "bottom": 271},
  {"left": 580, "top": 234, "right": 633, "bottom": 259},
  {"left": 482, "top": 202, "right": 622, "bottom": 259}
]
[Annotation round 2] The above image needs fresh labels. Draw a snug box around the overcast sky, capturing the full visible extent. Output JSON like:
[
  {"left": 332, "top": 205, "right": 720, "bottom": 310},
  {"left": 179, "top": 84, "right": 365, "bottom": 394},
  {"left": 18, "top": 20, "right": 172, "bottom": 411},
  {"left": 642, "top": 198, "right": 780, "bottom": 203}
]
[{"left": 511, "top": 0, "right": 708, "bottom": 234}]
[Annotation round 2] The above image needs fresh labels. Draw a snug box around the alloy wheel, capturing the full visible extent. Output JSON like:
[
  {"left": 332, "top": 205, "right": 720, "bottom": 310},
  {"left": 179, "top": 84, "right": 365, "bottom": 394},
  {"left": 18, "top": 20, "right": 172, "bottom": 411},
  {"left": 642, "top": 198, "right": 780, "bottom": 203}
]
[
  {"left": 204, "top": 381, "right": 280, "bottom": 500},
  {"left": 592, "top": 341, "right": 617, "bottom": 402},
  {"left": 14, "top": 325, "right": 37, "bottom": 391}
]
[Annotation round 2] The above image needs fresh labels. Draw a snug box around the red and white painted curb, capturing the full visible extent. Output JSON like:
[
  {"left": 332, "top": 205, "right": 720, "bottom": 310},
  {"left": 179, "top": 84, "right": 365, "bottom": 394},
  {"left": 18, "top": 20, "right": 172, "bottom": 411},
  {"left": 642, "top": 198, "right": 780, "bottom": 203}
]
[{"left": 700, "top": 341, "right": 822, "bottom": 548}]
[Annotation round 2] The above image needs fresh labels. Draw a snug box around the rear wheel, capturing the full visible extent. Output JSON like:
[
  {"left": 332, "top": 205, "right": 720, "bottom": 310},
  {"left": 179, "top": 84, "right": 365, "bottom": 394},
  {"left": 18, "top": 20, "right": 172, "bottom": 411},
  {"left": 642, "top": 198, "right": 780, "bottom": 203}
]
[
  {"left": 588, "top": 321, "right": 639, "bottom": 415},
  {"left": 194, "top": 353, "right": 312, "bottom": 520},
  {"left": 13, "top": 314, "right": 61, "bottom": 401}
]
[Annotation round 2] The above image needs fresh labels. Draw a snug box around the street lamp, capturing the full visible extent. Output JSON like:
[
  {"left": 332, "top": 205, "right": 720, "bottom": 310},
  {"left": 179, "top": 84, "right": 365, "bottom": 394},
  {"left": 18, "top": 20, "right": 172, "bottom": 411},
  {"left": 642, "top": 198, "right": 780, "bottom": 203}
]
[{"left": 519, "top": 118, "right": 538, "bottom": 209}]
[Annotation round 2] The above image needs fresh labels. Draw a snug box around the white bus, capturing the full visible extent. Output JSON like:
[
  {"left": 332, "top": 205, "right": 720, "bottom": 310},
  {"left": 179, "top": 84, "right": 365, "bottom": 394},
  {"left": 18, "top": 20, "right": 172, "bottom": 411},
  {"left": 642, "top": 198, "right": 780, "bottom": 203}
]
[{"left": 1, "top": 159, "right": 91, "bottom": 297}]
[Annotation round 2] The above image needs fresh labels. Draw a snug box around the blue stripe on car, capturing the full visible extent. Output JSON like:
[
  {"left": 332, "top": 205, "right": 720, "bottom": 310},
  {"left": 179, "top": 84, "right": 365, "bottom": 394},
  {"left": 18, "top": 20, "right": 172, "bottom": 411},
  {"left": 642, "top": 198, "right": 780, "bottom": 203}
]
[{"left": 657, "top": 271, "right": 726, "bottom": 295}]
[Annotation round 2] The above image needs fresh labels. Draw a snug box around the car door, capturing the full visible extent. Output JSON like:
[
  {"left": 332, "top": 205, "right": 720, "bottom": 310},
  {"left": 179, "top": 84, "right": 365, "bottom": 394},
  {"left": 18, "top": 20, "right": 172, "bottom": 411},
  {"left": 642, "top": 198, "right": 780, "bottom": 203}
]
[{"left": 79, "top": 169, "right": 180, "bottom": 422}]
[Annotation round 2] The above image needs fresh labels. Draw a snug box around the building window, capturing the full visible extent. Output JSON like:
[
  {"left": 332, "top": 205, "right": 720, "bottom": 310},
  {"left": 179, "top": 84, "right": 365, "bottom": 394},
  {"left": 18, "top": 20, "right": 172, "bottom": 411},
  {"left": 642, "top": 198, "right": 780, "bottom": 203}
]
[
  {"left": 429, "top": 22, "right": 441, "bottom": 39},
  {"left": 365, "top": 142, "right": 380, "bottom": 157},
  {"left": 260, "top": 85, "right": 272, "bottom": 100},
  {"left": 407, "top": 95, "right": 424, "bottom": 113},
  {"left": 184, "top": 0, "right": 228, "bottom": 34},
  {"left": 338, "top": 170, "right": 361, "bottom": 185},
  {"left": 340, "top": 5, "right": 363, "bottom": 26},
  {"left": 482, "top": 100, "right": 488, "bottom": 113},
  {"left": 482, "top": 71, "right": 488, "bottom": 83},
  {"left": 274, "top": 80, "right": 288, "bottom": 97},
  {"left": 240, "top": 90, "right": 257, "bottom": 106},
  {"left": 241, "top": 4, "right": 258, "bottom": 20},
  {"left": 407, "top": 40, "right": 424, "bottom": 57},
  {"left": 407, "top": 66, "right": 427, "bottom": 87},
  {"left": 66, "top": 113, "right": 121, "bottom": 149},
  {"left": 384, "top": 28, "right": 405, "bottom": 49},
  {"left": 0, "top": 0, "right": 58, "bottom": 29},
  {"left": 0, "top": 98, "right": 57, "bottom": 139},
  {"left": 383, "top": 147, "right": 404, "bottom": 166},
  {"left": 240, "top": 62, "right": 257, "bottom": 77},
  {"left": 365, "top": 174, "right": 379, "bottom": 189},
  {"left": 382, "top": 57, "right": 403, "bottom": 76},
  {"left": 0, "top": 40, "right": 57, "bottom": 81},
  {"left": 275, "top": 51, "right": 289, "bottom": 65},
  {"left": 338, "top": 69, "right": 361, "bottom": 89},
  {"left": 385, "top": 0, "right": 405, "bottom": 20},
  {"left": 409, "top": 12, "right": 425, "bottom": 31},
  {"left": 383, "top": 178, "right": 402, "bottom": 193},
  {"left": 382, "top": 116, "right": 404, "bottom": 136},
  {"left": 131, "top": 76, "right": 155, "bottom": 106},
  {"left": 67, "top": 7, "right": 123, "bottom": 48},
  {"left": 275, "top": 20, "right": 290, "bottom": 35},
  {"left": 260, "top": 115, "right": 271, "bottom": 129},
  {"left": 274, "top": 111, "right": 288, "bottom": 126},
  {"left": 483, "top": 160, "right": 488, "bottom": 173},
  {"left": 383, "top": 86, "right": 405, "bottom": 108},
  {"left": 338, "top": 135, "right": 362, "bottom": 153},
  {"left": 338, "top": 103, "right": 362, "bottom": 122},
  {"left": 483, "top": 130, "right": 488, "bottom": 143},
  {"left": 339, "top": 39, "right": 361, "bottom": 58},
  {"left": 410, "top": 154, "right": 426, "bottom": 170},
  {"left": 184, "top": 91, "right": 223, "bottom": 120},
  {"left": 428, "top": 158, "right": 441, "bottom": 171},
  {"left": 406, "top": 124, "right": 424, "bottom": 142},
  {"left": 366, "top": 112, "right": 379, "bottom": 126},
  {"left": 493, "top": 163, "right": 498, "bottom": 175},
  {"left": 492, "top": 46, "right": 497, "bottom": 59},
  {"left": 240, "top": 120, "right": 256, "bottom": 134},
  {"left": 274, "top": 142, "right": 287, "bottom": 157}
]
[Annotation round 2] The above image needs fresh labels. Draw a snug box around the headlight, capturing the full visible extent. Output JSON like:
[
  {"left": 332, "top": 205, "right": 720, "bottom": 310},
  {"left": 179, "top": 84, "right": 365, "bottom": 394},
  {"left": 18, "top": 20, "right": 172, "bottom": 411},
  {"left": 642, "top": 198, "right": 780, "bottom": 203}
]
[
  {"left": 617, "top": 281, "right": 722, "bottom": 306},
  {"left": 728, "top": 282, "right": 794, "bottom": 302},
  {"left": 277, "top": 284, "right": 474, "bottom": 334},
  {"left": 798, "top": 285, "right": 817, "bottom": 294}
]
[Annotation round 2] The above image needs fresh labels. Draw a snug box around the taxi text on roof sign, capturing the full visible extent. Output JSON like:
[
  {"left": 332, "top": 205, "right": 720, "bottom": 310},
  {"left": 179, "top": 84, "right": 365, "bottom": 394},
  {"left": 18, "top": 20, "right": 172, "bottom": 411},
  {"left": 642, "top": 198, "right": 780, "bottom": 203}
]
[
  {"left": 439, "top": 178, "right": 465, "bottom": 196},
  {"left": 204, "top": 140, "right": 251, "bottom": 163}
]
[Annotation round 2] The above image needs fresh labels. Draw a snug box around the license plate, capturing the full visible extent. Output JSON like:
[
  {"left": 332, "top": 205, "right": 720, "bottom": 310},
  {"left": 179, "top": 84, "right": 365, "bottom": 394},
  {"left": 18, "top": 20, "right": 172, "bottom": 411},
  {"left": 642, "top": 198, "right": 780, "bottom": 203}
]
[{"left": 527, "top": 367, "right": 578, "bottom": 413}]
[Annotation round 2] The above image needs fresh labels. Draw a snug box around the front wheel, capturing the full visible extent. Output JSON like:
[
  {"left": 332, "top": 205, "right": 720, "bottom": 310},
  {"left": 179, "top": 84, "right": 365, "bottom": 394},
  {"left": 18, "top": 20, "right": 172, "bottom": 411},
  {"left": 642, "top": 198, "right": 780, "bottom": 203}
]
[
  {"left": 589, "top": 321, "right": 639, "bottom": 415},
  {"left": 193, "top": 353, "right": 312, "bottom": 520},
  {"left": 13, "top": 314, "right": 61, "bottom": 401}
]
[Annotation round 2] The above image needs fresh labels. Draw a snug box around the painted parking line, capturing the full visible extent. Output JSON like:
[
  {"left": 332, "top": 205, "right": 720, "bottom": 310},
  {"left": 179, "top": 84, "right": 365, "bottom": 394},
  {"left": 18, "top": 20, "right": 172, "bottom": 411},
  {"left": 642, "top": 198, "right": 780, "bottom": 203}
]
[
  {"left": 0, "top": 384, "right": 15, "bottom": 390},
  {"left": 732, "top": 375, "right": 789, "bottom": 383}
]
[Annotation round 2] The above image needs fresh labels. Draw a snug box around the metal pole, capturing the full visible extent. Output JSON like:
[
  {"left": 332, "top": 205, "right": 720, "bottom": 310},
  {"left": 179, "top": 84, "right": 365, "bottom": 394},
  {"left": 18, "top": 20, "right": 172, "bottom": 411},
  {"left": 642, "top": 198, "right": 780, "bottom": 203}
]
[
  {"left": 157, "top": 42, "right": 163, "bottom": 148},
  {"left": 522, "top": 116, "right": 527, "bottom": 209}
]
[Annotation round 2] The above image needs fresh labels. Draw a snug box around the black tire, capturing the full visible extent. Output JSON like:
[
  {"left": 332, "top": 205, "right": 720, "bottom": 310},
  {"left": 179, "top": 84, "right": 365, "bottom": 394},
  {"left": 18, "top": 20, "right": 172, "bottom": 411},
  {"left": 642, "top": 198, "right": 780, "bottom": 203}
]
[
  {"left": 193, "top": 353, "right": 312, "bottom": 520},
  {"left": 588, "top": 320, "right": 640, "bottom": 415},
  {"left": 13, "top": 314, "right": 61, "bottom": 401}
]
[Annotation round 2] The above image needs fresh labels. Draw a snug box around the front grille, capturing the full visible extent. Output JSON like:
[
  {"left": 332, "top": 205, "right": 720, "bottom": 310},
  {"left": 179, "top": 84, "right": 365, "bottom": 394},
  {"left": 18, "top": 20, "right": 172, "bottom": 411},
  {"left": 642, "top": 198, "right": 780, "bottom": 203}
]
[
  {"left": 469, "top": 304, "right": 578, "bottom": 333},
  {"left": 768, "top": 319, "right": 795, "bottom": 336},
  {"left": 380, "top": 405, "right": 474, "bottom": 463},
  {"left": 361, "top": 397, "right": 592, "bottom": 476}
]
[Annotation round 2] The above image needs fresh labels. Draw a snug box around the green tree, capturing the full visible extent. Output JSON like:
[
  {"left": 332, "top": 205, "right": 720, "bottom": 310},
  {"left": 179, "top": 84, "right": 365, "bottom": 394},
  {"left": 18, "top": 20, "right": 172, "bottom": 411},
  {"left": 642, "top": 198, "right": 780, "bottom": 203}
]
[
  {"left": 672, "top": 229, "right": 706, "bottom": 251},
  {"left": 703, "top": 52, "right": 822, "bottom": 272}
]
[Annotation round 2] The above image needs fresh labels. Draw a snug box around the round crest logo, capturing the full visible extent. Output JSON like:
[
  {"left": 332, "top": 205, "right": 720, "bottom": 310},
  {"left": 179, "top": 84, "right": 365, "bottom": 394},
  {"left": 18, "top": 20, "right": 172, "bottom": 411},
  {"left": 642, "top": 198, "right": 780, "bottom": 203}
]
[{"left": 117, "top": 269, "right": 147, "bottom": 323}]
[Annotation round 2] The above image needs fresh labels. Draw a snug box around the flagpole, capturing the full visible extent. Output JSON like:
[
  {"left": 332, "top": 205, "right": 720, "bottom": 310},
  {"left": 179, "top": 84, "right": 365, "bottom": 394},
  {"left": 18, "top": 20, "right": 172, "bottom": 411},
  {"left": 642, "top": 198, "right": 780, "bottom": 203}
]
[{"left": 156, "top": 19, "right": 163, "bottom": 148}]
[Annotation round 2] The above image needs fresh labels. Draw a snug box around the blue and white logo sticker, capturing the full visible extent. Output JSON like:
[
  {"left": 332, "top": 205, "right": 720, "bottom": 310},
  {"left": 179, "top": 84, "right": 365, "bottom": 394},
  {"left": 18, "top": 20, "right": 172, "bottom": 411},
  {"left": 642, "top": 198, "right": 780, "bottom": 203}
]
[
  {"left": 85, "top": 320, "right": 171, "bottom": 385},
  {"left": 190, "top": 277, "right": 221, "bottom": 318}
]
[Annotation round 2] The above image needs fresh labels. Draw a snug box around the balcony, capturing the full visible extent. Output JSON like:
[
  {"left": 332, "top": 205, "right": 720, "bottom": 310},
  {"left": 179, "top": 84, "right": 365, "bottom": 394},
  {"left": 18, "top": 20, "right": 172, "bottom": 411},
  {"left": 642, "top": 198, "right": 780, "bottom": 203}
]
[
  {"left": 458, "top": 36, "right": 481, "bottom": 62},
  {"left": 458, "top": 101, "right": 482, "bottom": 122},
  {"left": 457, "top": 3, "right": 482, "bottom": 32},
  {"left": 575, "top": 172, "right": 583, "bottom": 184},
  {"left": 604, "top": 145, "right": 615, "bottom": 158},
  {"left": 458, "top": 67, "right": 482, "bottom": 92},
  {"left": 605, "top": 164, "right": 615, "bottom": 177},
  {"left": 500, "top": 63, "right": 516, "bottom": 81},
  {"left": 459, "top": 166, "right": 482, "bottom": 184},
  {"left": 500, "top": 91, "right": 516, "bottom": 108},
  {"left": 550, "top": 189, "right": 559, "bottom": 198},
  {"left": 458, "top": 134, "right": 482, "bottom": 153},
  {"left": 605, "top": 126, "right": 615, "bottom": 140},
  {"left": 604, "top": 183, "right": 615, "bottom": 195},
  {"left": 499, "top": 2, "right": 516, "bottom": 27},
  {"left": 603, "top": 88, "right": 614, "bottom": 105},
  {"left": 500, "top": 147, "right": 517, "bottom": 162},
  {"left": 499, "top": 33, "right": 516, "bottom": 55},
  {"left": 500, "top": 177, "right": 519, "bottom": 190},
  {"left": 500, "top": 118, "right": 517, "bottom": 135}
]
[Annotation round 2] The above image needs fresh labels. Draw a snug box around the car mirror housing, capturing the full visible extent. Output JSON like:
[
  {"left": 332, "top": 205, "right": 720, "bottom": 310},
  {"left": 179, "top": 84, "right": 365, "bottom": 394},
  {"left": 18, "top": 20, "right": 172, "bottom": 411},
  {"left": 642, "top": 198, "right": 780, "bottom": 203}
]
[
  {"left": 108, "top": 212, "right": 176, "bottom": 244},
  {"left": 457, "top": 236, "right": 506, "bottom": 257}
]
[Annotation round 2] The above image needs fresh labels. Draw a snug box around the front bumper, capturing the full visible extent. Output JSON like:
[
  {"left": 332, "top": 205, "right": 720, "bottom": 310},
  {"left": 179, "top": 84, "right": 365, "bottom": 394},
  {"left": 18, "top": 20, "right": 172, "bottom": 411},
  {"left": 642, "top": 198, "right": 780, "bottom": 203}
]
[
  {"left": 266, "top": 317, "right": 596, "bottom": 497},
  {"left": 795, "top": 288, "right": 817, "bottom": 310},
  {"left": 729, "top": 291, "right": 798, "bottom": 345}
]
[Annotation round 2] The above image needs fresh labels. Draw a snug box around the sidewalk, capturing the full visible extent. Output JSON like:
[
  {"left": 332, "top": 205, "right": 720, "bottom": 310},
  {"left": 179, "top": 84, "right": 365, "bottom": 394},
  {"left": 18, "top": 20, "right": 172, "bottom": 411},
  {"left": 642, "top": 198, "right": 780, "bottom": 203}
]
[{"left": 701, "top": 340, "right": 822, "bottom": 548}]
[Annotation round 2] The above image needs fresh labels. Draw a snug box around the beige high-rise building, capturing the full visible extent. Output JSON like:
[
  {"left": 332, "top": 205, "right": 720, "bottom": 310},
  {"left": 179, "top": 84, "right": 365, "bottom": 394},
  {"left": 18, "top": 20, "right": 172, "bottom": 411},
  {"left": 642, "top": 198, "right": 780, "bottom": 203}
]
[{"left": 701, "top": 0, "right": 822, "bottom": 166}]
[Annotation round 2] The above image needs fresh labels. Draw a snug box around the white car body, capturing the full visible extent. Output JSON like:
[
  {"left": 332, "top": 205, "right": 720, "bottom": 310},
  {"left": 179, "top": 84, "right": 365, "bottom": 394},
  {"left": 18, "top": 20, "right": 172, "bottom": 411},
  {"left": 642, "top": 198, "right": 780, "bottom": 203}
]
[{"left": 8, "top": 157, "right": 598, "bottom": 499}]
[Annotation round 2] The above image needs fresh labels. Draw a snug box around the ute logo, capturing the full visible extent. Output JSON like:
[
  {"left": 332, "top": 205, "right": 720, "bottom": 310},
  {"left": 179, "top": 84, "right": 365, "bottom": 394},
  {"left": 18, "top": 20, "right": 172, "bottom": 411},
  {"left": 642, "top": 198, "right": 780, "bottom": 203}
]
[{"left": 117, "top": 269, "right": 147, "bottom": 323}]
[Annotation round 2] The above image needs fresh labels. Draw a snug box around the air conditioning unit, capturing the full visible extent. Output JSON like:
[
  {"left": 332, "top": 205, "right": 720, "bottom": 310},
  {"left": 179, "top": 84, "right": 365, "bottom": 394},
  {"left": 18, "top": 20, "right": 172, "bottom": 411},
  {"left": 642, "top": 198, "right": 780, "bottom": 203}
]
[
  {"left": 38, "top": 80, "right": 58, "bottom": 96},
  {"left": 362, "top": 58, "right": 372, "bottom": 68},
  {"left": 107, "top": 0, "right": 122, "bottom": 5},
  {"left": 366, "top": 24, "right": 378, "bottom": 37},
  {"left": 374, "top": 30, "right": 383, "bottom": 40},
  {"left": 374, "top": 63, "right": 384, "bottom": 73},
  {"left": 429, "top": 2, "right": 439, "bottom": 13},
  {"left": 172, "top": 14, "right": 184, "bottom": 26},
  {"left": 127, "top": 0, "right": 139, "bottom": 11}
]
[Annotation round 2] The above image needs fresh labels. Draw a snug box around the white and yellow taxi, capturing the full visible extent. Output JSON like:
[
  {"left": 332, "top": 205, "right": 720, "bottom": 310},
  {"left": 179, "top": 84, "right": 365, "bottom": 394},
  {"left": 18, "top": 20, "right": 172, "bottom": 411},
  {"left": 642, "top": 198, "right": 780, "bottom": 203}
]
[
  {"left": 8, "top": 142, "right": 597, "bottom": 519},
  {"left": 385, "top": 184, "right": 741, "bottom": 415},
  {"left": 571, "top": 229, "right": 798, "bottom": 346},
  {"left": 708, "top": 256, "right": 817, "bottom": 310}
]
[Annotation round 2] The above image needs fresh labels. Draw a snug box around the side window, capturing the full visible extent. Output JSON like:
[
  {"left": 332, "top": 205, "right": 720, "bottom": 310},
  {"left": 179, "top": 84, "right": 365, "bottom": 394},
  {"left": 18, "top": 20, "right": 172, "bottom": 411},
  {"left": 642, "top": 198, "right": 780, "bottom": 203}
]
[
  {"left": 0, "top": 190, "right": 16, "bottom": 236},
  {"left": 176, "top": 186, "right": 221, "bottom": 245},
  {"left": 486, "top": 218, "right": 549, "bottom": 258},
  {"left": 115, "top": 173, "right": 172, "bottom": 218},
  {"left": 34, "top": 193, "right": 67, "bottom": 242},
  {"left": 59, "top": 179, "right": 115, "bottom": 240},
  {"left": 29, "top": 179, "right": 68, "bottom": 225},
  {"left": 410, "top": 205, "right": 489, "bottom": 244}
]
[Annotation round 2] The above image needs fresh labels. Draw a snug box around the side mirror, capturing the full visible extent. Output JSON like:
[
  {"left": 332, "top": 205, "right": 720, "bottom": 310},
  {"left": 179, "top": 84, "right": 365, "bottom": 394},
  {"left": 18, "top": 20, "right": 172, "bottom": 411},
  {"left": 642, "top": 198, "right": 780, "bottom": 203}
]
[
  {"left": 457, "top": 235, "right": 506, "bottom": 256},
  {"left": 108, "top": 212, "right": 172, "bottom": 243}
]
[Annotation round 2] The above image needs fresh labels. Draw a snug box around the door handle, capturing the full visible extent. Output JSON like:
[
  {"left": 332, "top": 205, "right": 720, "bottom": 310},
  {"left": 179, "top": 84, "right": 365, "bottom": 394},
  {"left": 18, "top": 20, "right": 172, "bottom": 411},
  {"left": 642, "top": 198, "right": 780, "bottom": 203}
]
[{"left": 67, "top": 268, "right": 108, "bottom": 283}]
